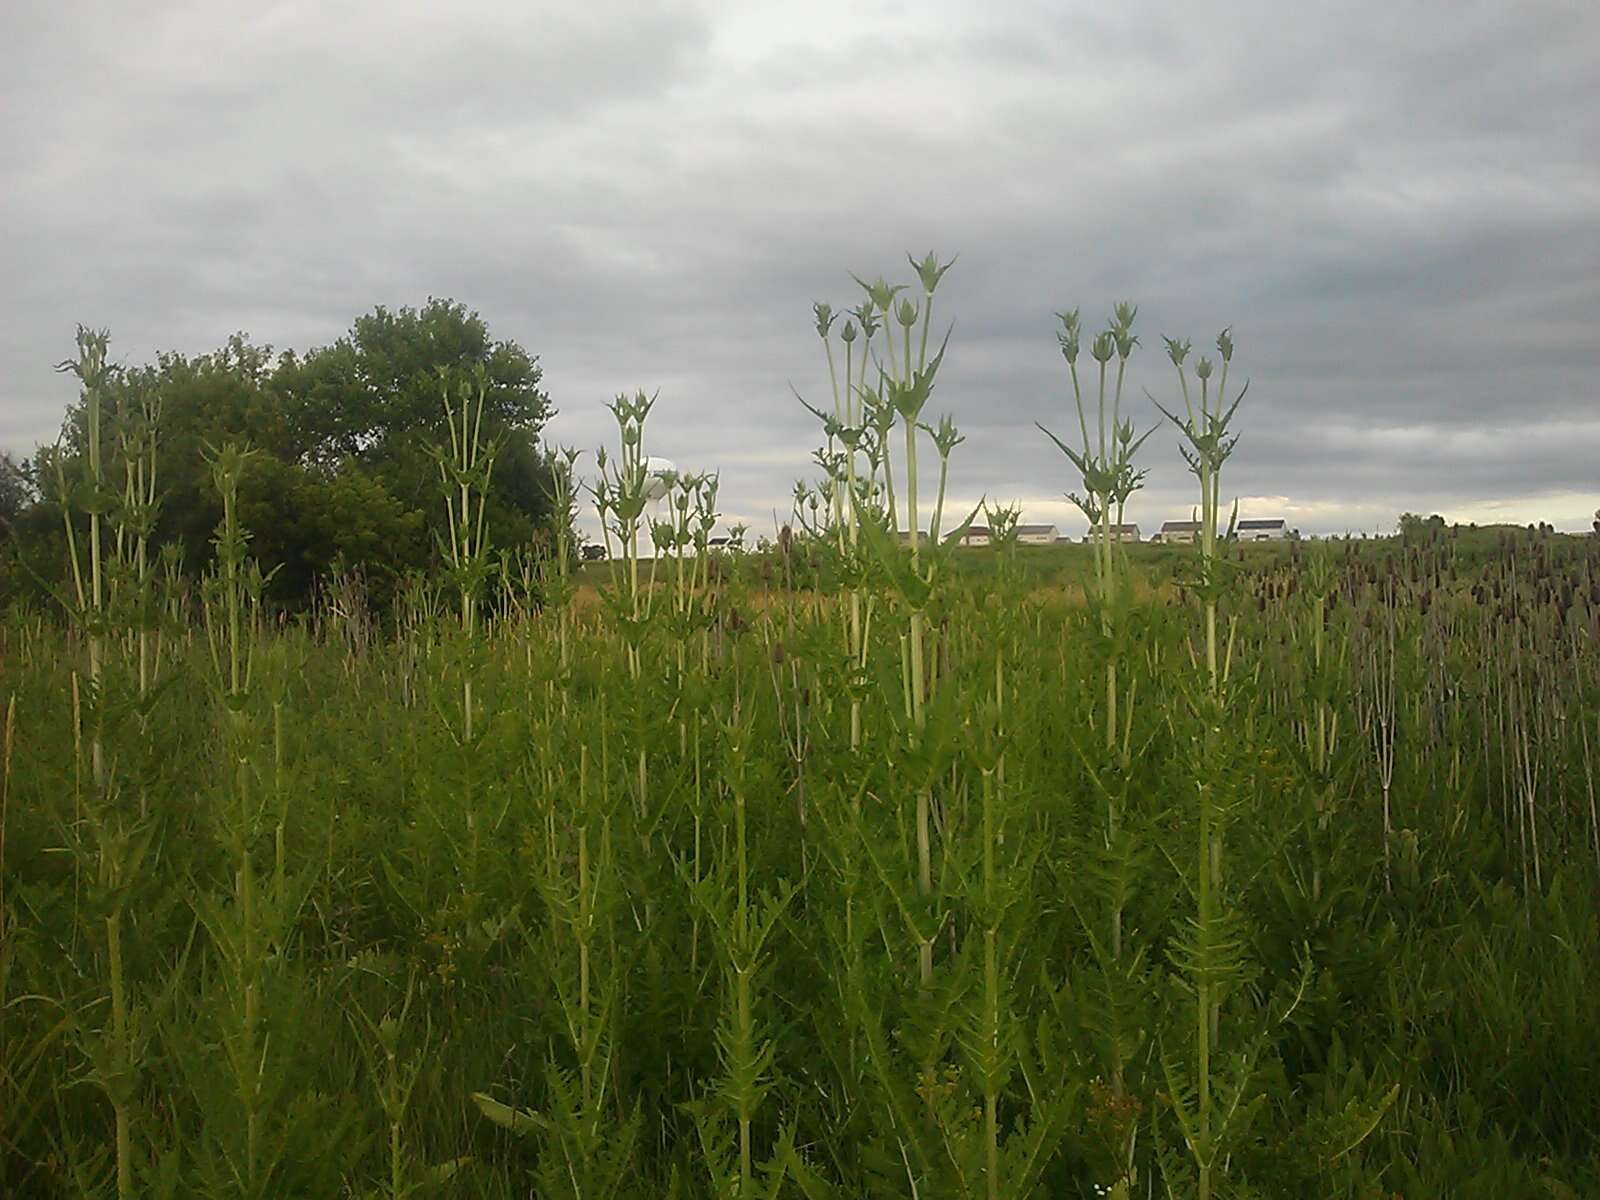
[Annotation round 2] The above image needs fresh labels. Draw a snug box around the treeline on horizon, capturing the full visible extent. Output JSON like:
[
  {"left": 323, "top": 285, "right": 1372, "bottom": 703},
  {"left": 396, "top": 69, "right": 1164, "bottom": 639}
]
[{"left": 0, "top": 298, "right": 565, "bottom": 612}]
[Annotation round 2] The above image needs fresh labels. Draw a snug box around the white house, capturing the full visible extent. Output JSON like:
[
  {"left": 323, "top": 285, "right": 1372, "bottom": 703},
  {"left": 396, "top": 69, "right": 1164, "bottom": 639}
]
[
  {"left": 1158, "top": 519, "right": 1201, "bottom": 545},
  {"left": 1016, "top": 523, "right": 1059, "bottom": 545},
  {"left": 1081, "top": 524, "right": 1141, "bottom": 544},
  {"left": 1236, "top": 518, "right": 1289, "bottom": 541},
  {"left": 961, "top": 525, "right": 992, "bottom": 547}
]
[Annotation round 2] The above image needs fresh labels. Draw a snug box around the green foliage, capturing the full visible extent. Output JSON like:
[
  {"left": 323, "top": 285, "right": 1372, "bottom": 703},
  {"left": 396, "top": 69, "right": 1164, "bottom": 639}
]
[
  {"left": 2, "top": 532, "right": 1599, "bottom": 1196},
  {"left": 21, "top": 301, "right": 556, "bottom": 611},
  {"left": 4, "top": 279, "right": 1599, "bottom": 1200}
]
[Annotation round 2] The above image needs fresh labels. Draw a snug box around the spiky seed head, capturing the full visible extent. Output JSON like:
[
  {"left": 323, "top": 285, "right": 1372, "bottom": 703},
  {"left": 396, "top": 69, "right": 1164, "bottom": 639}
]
[
  {"left": 895, "top": 297, "right": 919, "bottom": 328},
  {"left": 1091, "top": 331, "right": 1116, "bottom": 364},
  {"left": 852, "top": 302, "right": 881, "bottom": 340},
  {"left": 851, "top": 274, "right": 905, "bottom": 314},
  {"left": 1196, "top": 356, "right": 1213, "bottom": 381},
  {"left": 908, "top": 250, "right": 957, "bottom": 295},
  {"left": 841, "top": 320, "right": 857, "bottom": 345},
  {"left": 813, "top": 301, "right": 835, "bottom": 339},
  {"left": 1216, "top": 327, "right": 1234, "bottom": 362},
  {"left": 1164, "top": 336, "right": 1192, "bottom": 368}
]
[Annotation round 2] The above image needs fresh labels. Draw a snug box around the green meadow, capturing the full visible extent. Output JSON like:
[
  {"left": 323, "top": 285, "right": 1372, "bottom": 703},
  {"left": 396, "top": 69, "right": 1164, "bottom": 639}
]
[{"left": 3, "top": 265, "right": 1598, "bottom": 1199}]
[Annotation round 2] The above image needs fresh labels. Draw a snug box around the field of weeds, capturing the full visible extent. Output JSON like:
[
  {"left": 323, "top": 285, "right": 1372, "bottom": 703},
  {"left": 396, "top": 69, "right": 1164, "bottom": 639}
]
[{"left": 3, "top": 265, "right": 1598, "bottom": 1198}]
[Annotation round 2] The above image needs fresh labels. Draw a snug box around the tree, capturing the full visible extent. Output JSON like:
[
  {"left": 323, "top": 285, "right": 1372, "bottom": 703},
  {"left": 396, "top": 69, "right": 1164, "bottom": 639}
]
[
  {"left": 1397, "top": 512, "right": 1446, "bottom": 540},
  {"left": 272, "top": 298, "right": 556, "bottom": 582},
  {"left": 0, "top": 452, "right": 46, "bottom": 606},
  {"left": 274, "top": 298, "right": 550, "bottom": 466},
  {"left": 0, "top": 451, "right": 33, "bottom": 524},
  {"left": 45, "top": 300, "right": 558, "bottom": 609}
]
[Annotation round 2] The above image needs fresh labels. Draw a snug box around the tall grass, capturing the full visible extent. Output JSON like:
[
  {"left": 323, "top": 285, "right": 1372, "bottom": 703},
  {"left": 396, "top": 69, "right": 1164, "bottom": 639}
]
[{"left": 1, "top": 286, "right": 1597, "bottom": 1198}]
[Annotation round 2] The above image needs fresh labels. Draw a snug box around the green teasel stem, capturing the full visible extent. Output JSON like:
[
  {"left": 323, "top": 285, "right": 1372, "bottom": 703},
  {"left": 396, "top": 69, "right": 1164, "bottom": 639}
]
[{"left": 107, "top": 905, "right": 132, "bottom": 1200}]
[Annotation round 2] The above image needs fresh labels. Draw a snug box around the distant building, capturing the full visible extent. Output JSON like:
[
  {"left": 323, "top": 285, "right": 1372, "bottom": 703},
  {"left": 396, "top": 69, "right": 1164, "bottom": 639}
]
[
  {"left": 962, "top": 525, "right": 991, "bottom": 547},
  {"left": 1016, "top": 523, "right": 1059, "bottom": 545},
  {"left": 1081, "top": 524, "right": 1141, "bottom": 544},
  {"left": 1236, "top": 518, "right": 1289, "bottom": 541},
  {"left": 1158, "top": 520, "right": 1202, "bottom": 545}
]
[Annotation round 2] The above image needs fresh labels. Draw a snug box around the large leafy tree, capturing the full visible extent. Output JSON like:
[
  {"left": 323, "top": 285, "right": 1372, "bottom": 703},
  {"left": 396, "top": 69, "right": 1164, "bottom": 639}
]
[
  {"left": 38, "top": 299, "right": 557, "bottom": 608},
  {"left": 273, "top": 298, "right": 556, "bottom": 570},
  {"left": 0, "top": 452, "right": 45, "bottom": 605},
  {"left": 0, "top": 452, "right": 32, "bottom": 525},
  {"left": 276, "top": 298, "right": 549, "bottom": 465}
]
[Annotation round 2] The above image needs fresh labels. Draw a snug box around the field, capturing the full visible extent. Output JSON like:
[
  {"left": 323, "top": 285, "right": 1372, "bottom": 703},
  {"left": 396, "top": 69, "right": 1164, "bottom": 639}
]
[
  {"left": 4, "top": 300, "right": 1599, "bottom": 1199},
  {"left": 4, "top": 521, "right": 1600, "bottom": 1198}
]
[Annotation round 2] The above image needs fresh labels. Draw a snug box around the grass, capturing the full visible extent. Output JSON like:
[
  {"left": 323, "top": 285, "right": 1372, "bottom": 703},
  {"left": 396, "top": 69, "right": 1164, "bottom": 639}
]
[{"left": 1, "top": 279, "right": 1598, "bottom": 1198}]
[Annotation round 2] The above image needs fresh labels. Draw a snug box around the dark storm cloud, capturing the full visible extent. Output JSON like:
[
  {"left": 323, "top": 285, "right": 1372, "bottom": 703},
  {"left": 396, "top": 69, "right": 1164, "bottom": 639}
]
[{"left": 4, "top": 0, "right": 1597, "bottom": 534}]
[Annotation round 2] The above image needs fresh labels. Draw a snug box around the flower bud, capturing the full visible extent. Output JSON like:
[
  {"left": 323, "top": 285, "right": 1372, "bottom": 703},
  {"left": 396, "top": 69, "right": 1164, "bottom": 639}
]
[
  {"left": 908, "top": 250, "right": 956, "bottom": 294},
  {"left": 813, "top": 301, "right": 835, "bottom": 339},
  {"left": 852, "top": 274, "right": 904, "bottom": 315}
]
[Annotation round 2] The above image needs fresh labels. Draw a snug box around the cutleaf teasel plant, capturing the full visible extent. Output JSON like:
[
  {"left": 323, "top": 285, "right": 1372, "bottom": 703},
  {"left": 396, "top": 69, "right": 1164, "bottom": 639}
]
[
  {"left": 50, "top": 326, "right": 118, "bottom": 789},
  {"left": 1037, "top": 303, "right": 1162, "bottom": 1192},
  {"left": 434, "top": 363, "right": 503, "bottom": 744},
  {"left": 5, "top": 275, "right": 1599, "bottom": 1198},
  {"left": 849, "top": 254, "right": 972, "bottom": 989}
]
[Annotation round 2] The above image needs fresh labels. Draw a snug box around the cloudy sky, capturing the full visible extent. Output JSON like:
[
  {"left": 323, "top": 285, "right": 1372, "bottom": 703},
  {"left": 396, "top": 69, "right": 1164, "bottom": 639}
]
[{"left": 4, "top": 0, "right": 1598, "bottom": 537}]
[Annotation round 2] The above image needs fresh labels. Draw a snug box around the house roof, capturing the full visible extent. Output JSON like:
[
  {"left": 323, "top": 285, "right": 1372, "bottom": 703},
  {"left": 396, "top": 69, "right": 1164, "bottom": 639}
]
[
  {"left": 1016, "top": 523, "right": 1058, "bottom": 534},
  {"left": 1237, "top": 518, "right": 1286, "bottom": 529},
  {"left": 1161, "top": 520, "right": 1201, "bottom": 532}
]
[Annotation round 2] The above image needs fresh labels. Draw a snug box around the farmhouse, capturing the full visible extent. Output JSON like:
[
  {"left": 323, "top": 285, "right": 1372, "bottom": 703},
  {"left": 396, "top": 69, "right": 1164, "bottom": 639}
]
[
  {"left": 1157, "top": 519, "right": 1201, "bottom": 545},
  {"left": 1081, "top": 524, "right": 1141, "bottom": 544},
  {"left": 1016, "top": 523, "right": 1059, "bottom": 545},
  {"left": 1236, "top": 518, "right": 1288, "bottom": 541},
  {"left": 962, "top": 525, "right": 991, "bottom": 547}
]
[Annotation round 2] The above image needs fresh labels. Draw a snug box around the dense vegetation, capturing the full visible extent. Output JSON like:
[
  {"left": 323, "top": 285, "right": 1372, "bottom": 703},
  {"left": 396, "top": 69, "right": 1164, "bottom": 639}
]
[
  {"left": 2, "top": 263, "right": 1597, "bottom": 1198},
  {"left": 1, "top": 298, "right": 558, "bottom": 613}
]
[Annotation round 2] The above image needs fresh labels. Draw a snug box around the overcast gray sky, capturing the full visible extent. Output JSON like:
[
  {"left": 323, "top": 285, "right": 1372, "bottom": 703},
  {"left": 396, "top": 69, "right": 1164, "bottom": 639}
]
[{"left": 4, "top": 0, "right": 1598, "bottom": 536}]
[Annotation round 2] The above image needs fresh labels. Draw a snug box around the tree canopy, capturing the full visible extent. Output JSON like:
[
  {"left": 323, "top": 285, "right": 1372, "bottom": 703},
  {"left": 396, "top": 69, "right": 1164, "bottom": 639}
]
[{"left": 16, "top": 298, "right": 558, "bottom": 609}]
